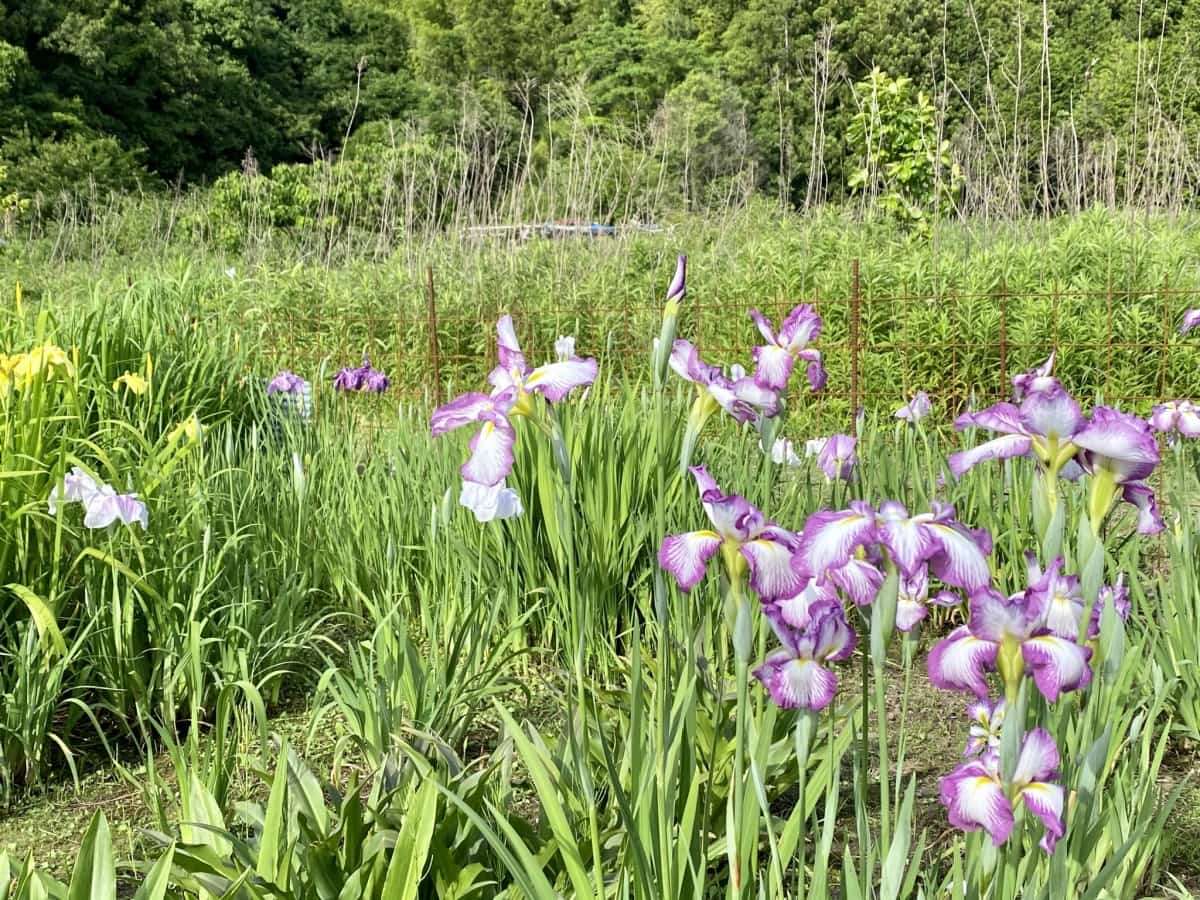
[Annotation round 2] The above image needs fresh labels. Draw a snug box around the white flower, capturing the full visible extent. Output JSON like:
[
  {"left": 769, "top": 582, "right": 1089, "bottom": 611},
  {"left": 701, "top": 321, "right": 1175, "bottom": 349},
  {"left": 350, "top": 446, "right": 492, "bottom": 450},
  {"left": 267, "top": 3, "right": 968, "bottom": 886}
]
[
  {"left": 460, "top": 479, "right": 524, "bottom": 522},
  {"left": 555, "top": 335, "right": 576, "bottom": 362}
]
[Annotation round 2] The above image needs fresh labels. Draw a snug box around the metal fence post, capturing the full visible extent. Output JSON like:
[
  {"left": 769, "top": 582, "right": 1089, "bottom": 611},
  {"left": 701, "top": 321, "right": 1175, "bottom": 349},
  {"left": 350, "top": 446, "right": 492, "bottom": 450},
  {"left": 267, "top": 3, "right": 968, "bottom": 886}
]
[
  {"left": 850, "top": 259, "right": 862, "bottom": 421},
  {"left": 426, "top": 265, "right": 442, "bottom": 406}
]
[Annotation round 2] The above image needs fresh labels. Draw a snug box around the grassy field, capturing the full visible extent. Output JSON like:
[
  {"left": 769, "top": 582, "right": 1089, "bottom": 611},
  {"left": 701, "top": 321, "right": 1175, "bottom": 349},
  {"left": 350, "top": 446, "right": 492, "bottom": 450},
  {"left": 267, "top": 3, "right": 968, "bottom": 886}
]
[{"left": 0, "top": 208, "right": 1199, "bottom": 896}]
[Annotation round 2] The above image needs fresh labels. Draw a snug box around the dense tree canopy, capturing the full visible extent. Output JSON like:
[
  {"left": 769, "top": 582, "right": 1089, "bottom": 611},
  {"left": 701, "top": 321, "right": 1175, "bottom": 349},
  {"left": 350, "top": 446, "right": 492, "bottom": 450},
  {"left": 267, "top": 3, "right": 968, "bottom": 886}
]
[{"left": 1, "top": 0, "right": 1198, "bottom": 211}]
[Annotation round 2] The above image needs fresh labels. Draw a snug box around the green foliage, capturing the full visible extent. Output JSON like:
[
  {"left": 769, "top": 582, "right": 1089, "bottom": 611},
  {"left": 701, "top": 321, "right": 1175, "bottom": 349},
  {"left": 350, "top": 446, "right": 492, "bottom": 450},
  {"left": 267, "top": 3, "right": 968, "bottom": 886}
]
[
  {"left": 847, "top": 69, "right": 960, "bottom": 226},
  {"left": 0, "top": 132, "right": 145, "bottom": 210}
]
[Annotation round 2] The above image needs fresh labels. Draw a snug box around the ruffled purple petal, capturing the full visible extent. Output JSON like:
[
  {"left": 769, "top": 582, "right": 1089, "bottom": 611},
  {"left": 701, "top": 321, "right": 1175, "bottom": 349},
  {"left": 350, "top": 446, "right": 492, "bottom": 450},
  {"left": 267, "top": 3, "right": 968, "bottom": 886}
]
[
  {"left": 800, "top": 504, "right": 878, "bottom": 576},
  {"left": 1074, "top": 406, "right": 1160, "bottom": 484},
  {"left": 659, "top": 530, "right": 722, "bottom": 592},
  {"left": 461, "top": 417, "right": 516, "bottom": 486},
  {"left": 741, "top": 536, "right": 805, "bottom": 601},
  {"left": 525, "top": 358, "right": 598, "bottom": 402},
  {"left": 1020, "top": 384, "right": 1083, "bottom": 442},
  {"left": 927, "top": 627, "right": 997, "bottom": 697},
  {"left": 496, "top": 315, "right": 527, "bottom": 373},
  {"left": 751, "top": 343, "right": 794, "bottom": 391},
  {"left": 778, "top": 304, "right": 822, "bottom": 352},
  {"left": 948, "top": 435, "right": 1034, "bottom": 477},
  {"left": 1021, "top": 635, "right": 1093, "bottom": 702},
  {"left": 939, "top": 760, "right": 1014, "bottom": 846},
  {"left": 1180, "top": 309, "right": 1200, "bottom": 335},
  {"left": 829, "top": 557, "right": 884, "bottom": 606},
  {"left": 431, "top": 392, "right": 496, "bottom": 436},
  {"left": 754, "top": 653, "right": 838, "bottom": 711},
  {"left": 1122, "top": 482, "right": 1165, "bottom": 534}
]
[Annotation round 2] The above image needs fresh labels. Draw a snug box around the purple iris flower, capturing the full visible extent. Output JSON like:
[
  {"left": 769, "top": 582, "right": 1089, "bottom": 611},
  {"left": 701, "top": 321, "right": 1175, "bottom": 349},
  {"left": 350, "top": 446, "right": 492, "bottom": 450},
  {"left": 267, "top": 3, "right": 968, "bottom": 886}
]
[
  {"left": 659, "top": 466, "right": 805, "bottom": 601},
  {"left": 48, "top": 467, "right": 100, "bottom": 514},
  {"left": 1090, "top": 575, "right": 1131, "bottom": 634},
  {"left": 894, "top": 391, "right": 932, "bottom": 422},
  {"left": 949, "top": 379, "right": 1084, "bottom": 478},
  {"left": 895, "top": 567, "right": 961, "bottom": 633},
  {"left": 1180, "top": 310, "right": 1200, "bottom": 334},
  {"left": 748, "top": 305, "right": 825, "bottom": 392},
  {"left": 1023, "top": 554, "right": 1091, "bottom": 639},
  {"left": 1073, "top": 406, "right": 1163, "bottom": 533},
  {"left": 669, "top": 340, "right": 780, "bottom": 423},
  {"left": 431, "top": 316, "right": 597, "bottom": 488},
  {"left": 816, "top": 433, "right": 856, "bottom": 481},
  {"left": 267, "top": 370, "right": 308, "bottom": 396},
  {"left": 1011, "top": 352, "right": 1056, "bottom": 400},
  {"left": 963, "top": 698, "right": 1006, "bottom": 757},
  {"left": 667, "top": 255, "right": 686, "bottom": 305},
  {"left": 82, "top": 486, "right": 149, "bottom": 530},
  {"left": 927, "top": 582, "right": 1093, "bottom": 702},
  {"left": 753, "top": 601, "right": 856, "bottom": 711},
  {"left": 334, "top": 356, "right": 390, "bottom": 393},
  {"left": 487, "top": 315, "right": 598, "bottom": 402},
  {"left": 48, "top": 469, "right": 148, "bottom": 530},
  {"left": 800, "top": 500, "right": 992, "bottom": 594},
  {"left": 1150, "top": 400, "right": 1200, "bottom": 438},
  {"left": 940, "top": 728, "right": 1065, "bottom": 853}
]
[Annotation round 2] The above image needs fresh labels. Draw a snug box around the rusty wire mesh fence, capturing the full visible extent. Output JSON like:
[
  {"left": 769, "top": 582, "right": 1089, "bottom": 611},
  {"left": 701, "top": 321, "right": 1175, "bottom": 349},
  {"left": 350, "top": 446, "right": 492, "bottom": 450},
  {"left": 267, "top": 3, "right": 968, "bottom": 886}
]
[{"left": 260, "top": 260, "right": 1200, "bottom": 421}]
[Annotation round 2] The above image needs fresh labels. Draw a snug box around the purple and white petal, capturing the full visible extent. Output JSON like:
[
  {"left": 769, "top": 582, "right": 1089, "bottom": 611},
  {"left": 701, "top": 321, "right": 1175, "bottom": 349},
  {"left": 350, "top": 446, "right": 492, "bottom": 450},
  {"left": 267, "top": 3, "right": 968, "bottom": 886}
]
[
  {"left": 800, "top": 504, "right": 878, "bottom": 576},
  {"left": 751, "top": 343, "right": 794, "bottom": 391},
  {"left": 731, "top": 376, "right": 782, "bottom": 418},
  {"left": 895, "top": 569, "right": 930, "bottom": 632},
  {"left": 1021, "top": 781, "right": 1066, "bottom": 854},
  {"left": 927, "top": 627, "right": 998, "bottom": 698},
  {"left": 1122, "top": 482, "right": 1165, "bottom": 535},
  {"left": 808, "top": 600, "right": 857, "bottom": 662},
  {"left": 1013, "top": 727, "right": 1060, "bottom": 785},
  {"left": 1020, "top": 384, "right": 1083, "bottom": 442},
  {"left": 659, "top": 530, "right": 723, "bottom": 592},
  {"left": 1180, "top": 309, "right": 1200, "bottom": 335},
  {"left": 968, "top": 589, "right": 1038, "bottom": 643},
  {"left": 939, "top": 761, "right": 1014, "bottom": 846},
  {"left": 774, "top": 578, "right": 838, "bottom": 629},
  {"left": 741, "top": 536, "right": 805, "bottom": 601},
  {"left": 875, "top": 502, "right": 933, "bottom": 575},
  {"left": 754, "top": 654, "right": 838, "bottom": 711},
  {"left": 669, "top": 340, "right": 718, "bottom": 385},
  {"left": 829, "top": 557, "right": 885, "bottom": 606},
  {"left": 525, "top": 357, "right": 599, "bottom": 402},
  {"left": 895, "top": 391, "right": 932, "bottom": 422},
  {"left": 461, "top": 418, "right": 516, "bottom": 486},
  {"left": 927, "top": 522, "right": 993, "bottom": 592},
  {"left": 955, "top": 402, "right": 1026, "bottom": 435},
  {"left": 1073, "top": 407, "right": 1160, "bottom": 484},
  {"left": 779, "top": 304, "right": 822, "bottom": 353},
  {"left": 1012, "top": 353, "right": 1057, "bottom": 400},
  {"left": 748, "top": 309, "right": 778, "bottom": 345},
  {"left": 431, "top": 392, "right": 496, "bottom": 436},
  {"left": 1021, "top": 635, "right": 1093, "bottom": 702},
  {"left": 948, "top": 434, "right": 1034, "bottom": 478},
  {"left": 495, "top": 315, "right": 527, "bottom": 373}
]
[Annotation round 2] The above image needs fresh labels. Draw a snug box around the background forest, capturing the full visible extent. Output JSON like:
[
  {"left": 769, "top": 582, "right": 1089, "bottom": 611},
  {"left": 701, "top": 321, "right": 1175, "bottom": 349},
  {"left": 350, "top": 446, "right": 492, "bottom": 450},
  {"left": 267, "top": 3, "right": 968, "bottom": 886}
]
[{"left": 2, "top": 0, "right": 1199, "bottom": 233}]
